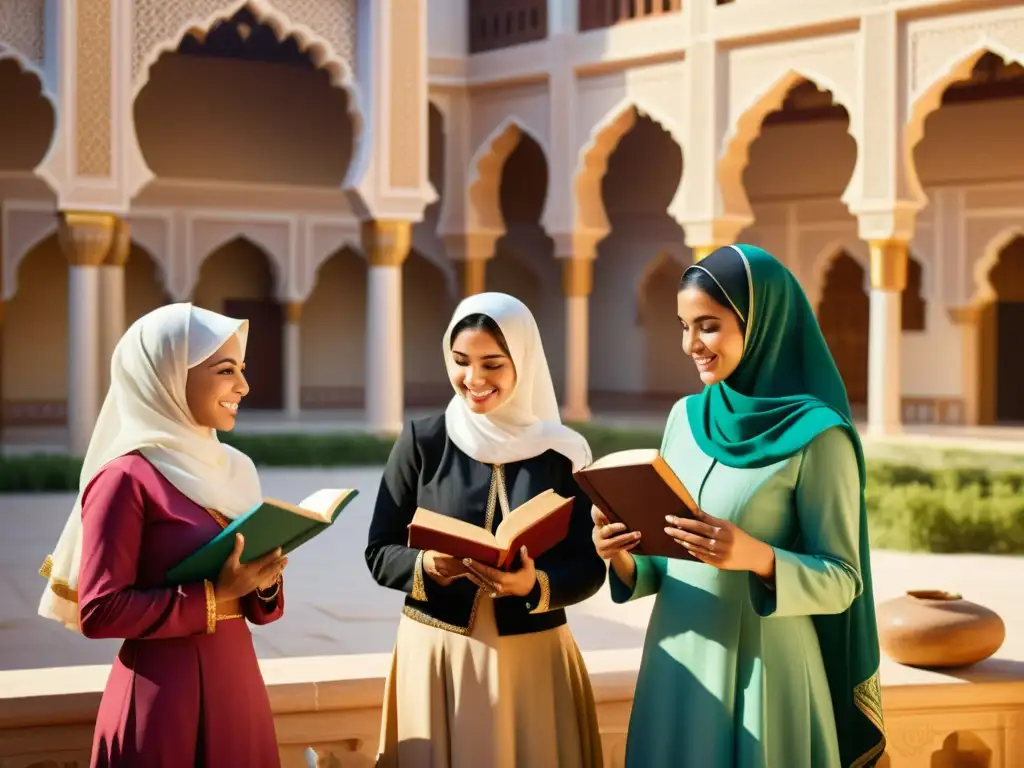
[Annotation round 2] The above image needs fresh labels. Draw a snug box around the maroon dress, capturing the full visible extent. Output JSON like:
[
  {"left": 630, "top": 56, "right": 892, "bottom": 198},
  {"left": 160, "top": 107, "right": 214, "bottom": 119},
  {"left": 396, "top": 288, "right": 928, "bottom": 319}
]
[{"left": 77, "top": 452, "right": 283, "bottom": 767}]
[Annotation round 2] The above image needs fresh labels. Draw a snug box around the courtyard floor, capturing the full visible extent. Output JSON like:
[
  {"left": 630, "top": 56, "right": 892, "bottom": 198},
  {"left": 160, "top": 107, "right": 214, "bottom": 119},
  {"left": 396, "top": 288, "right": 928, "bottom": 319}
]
[{"left": 2, "top": 466, "right": 1022, "bottom": 673}]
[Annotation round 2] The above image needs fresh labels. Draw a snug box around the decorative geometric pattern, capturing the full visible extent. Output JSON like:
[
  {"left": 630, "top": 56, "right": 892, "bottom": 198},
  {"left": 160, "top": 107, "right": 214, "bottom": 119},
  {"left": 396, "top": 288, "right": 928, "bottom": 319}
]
[
  {"left": 388, "top": 2, "right": 422, "bottom": 190},
  {"left": 132, "top": 0, "right": 357, "bottom": 83},
  {"left": 0, "top": 0, "right": 45, "bottom": 63},
  {"left": 75, "top": 0, "right": 113, "bottom": 177}
]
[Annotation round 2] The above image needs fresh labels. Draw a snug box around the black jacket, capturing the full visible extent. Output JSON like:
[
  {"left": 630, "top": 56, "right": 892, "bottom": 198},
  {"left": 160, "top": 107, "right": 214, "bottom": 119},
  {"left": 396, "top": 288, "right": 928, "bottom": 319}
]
[{"left": 365, "top": 413, "right": 606, "bottom": 636}]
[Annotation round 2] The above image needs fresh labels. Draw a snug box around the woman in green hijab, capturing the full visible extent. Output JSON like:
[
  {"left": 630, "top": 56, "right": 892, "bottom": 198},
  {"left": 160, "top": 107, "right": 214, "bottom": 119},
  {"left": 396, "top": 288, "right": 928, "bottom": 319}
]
[{"left": 592, "top": 244, "right": 885, "bottom": 767}]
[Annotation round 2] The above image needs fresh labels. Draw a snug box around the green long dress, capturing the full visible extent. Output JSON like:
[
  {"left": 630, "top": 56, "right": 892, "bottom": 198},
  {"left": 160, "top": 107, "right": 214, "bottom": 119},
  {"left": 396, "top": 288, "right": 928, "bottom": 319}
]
[
  {"left": 611, "top": 399, "right": 858, "bottom": 767},
  {"left": 612, "top": 244, "right": 885, "bottom": 767}
]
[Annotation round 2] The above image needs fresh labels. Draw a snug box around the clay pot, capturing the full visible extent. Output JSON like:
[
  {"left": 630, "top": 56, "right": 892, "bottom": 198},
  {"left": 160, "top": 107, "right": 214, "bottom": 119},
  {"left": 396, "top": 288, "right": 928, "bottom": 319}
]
[{"left": 876, "top": 590, "right": 1006, "bottom": 669}]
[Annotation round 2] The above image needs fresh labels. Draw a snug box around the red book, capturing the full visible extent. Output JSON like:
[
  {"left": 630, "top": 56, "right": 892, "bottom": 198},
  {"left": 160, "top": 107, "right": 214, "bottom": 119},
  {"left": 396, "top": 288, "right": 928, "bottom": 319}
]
[
  {"left": 407, "top": 489, "right": 575, "bottom": 570},
  {"left": 574, "top": 448, "right": 699, "bottom": 560}
]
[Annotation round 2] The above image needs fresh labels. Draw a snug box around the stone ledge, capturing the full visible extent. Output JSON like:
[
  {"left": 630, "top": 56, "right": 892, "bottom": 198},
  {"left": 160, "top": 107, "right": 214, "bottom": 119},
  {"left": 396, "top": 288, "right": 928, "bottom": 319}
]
[{"left": 1, "top": 648, "right": 1022, "bottom": 767}]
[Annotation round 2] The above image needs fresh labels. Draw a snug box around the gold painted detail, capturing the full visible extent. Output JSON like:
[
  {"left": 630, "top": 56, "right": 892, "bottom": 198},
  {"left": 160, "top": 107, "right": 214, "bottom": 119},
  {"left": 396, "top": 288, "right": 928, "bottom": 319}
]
[
  {"left": 530, "top": 570, "right": 551, "bottom": 614},
  {"left": 692, "top": 245, "right": 717, "bottom": 262},
  {"left": 851, "top": 669, "right": 887, "bottom": 768},
  {"left": 561, "top": 258, "right": 593, "bottom": 298},
  {"left": 410, "top": 550, "right": 428, "bottom": 602},
  {"left": 39, "top": 554, "right": 80, "bottom": 602},
  {"left": 868, "top": 239, "right": 909, "bottom": 292},
  {"left": 460, "top": 258, "right": 487, "bottom": 297},
  {"left": 284, "top": 301, "right": 303, "bottom": 325},
  {"left": 362, "top": 220, "right": 412, "bottom": 267},
  {"left": 58, "top": 211, "right": 119, "bottom": 267},
  {"left": 103, "top": 219, "right": 131, "bottom": 267},
  {"left": 75, "top": 0, "right": 113, "bottom": 177},
  {"left": 947, "top": 305, "right": 982, "bottom": 326},
  {"left": 204, "top": 580, "right": 217, "bottom": 635}
]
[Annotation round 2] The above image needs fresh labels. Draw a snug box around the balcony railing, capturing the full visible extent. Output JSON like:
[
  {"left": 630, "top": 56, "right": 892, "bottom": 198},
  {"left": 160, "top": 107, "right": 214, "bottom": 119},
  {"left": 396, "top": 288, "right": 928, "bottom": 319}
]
[
  {"left": 469, "top": 1, "right": 548, "bottom": 54},
  {"left": 579, "top": 0, "right": 683, "bottom": 32}
]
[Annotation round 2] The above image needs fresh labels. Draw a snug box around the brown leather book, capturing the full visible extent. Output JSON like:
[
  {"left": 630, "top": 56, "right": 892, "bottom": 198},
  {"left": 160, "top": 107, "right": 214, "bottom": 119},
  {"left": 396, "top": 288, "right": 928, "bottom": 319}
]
[
  {"left": 574, "top": 449, "right": 698, "bottom": 560},
  {"left": 406, "top": 489, "right": 575, "bottom": 570}
]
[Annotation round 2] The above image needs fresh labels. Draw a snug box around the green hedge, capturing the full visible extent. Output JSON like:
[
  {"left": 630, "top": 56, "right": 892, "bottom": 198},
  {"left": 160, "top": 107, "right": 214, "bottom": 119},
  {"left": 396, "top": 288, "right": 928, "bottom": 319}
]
[{"left": 3, "top": 429, "right": 1023, "bottom": 556}]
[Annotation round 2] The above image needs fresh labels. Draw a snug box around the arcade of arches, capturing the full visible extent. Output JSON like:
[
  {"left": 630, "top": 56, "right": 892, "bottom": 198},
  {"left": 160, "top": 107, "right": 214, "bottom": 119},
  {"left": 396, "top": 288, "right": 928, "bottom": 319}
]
[{"left": 3, "top": 20, "right": 1024, "bottom": 450}]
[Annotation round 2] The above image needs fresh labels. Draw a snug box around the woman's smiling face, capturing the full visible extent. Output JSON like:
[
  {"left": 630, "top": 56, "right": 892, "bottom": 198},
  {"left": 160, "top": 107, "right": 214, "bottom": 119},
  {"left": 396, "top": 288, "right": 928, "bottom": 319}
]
[{"left": 449, "top": 327, "right": 517, "bottom": 415}]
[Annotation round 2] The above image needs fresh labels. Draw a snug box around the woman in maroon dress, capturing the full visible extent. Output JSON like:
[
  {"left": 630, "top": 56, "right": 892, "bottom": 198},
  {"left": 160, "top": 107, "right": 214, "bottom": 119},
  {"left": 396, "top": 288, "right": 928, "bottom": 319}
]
[{"left": 38, "top": 303, "right": 287, "bottom": 767}]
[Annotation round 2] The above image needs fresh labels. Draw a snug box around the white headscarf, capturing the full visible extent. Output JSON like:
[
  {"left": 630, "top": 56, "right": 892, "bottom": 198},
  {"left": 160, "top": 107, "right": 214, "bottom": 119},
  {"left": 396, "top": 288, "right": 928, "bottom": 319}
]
[
  {"left": 443, "top": 292, "right": 591, "bottom": 471},
  {"left": 38, "top": 303, "right": 264, "bottom": 632}
]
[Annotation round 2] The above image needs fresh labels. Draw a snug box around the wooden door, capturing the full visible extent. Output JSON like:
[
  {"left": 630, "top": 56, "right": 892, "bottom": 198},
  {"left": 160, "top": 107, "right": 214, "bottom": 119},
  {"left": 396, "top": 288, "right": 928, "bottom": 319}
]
[
  {"left": 996, "top": 301, "right": 1024, "bottom": 423},
  {"left": 223, "top": 298, "right": 283, "bottom": 410},
  {"left": 818, "top": 253, "right": 869, "bottom": 406}
]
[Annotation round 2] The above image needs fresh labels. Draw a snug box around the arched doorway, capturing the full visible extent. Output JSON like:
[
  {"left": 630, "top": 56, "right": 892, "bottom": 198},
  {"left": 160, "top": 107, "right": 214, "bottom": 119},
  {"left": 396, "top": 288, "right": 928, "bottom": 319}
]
[
  {"left": 592, "top": 108, "right": 684, "bottom": 409},
  {"left": 488, "top": 131, "right": 562, "bottom": 377},
  {"left": 818, "top": 252, "right": 869, "bottom": 408},
  {"left": 193, "top": 237, "right": 281, "bottom": 409},
  {"left": 982, "top": 236, "right": 1024, "bottom": 424}
]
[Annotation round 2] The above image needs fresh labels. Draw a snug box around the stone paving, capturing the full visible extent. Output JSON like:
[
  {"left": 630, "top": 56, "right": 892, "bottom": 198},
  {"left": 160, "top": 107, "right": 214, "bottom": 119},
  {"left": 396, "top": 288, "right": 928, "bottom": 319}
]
[{"left": 1, "top": 467, "right": 1022, "bottom": 672}]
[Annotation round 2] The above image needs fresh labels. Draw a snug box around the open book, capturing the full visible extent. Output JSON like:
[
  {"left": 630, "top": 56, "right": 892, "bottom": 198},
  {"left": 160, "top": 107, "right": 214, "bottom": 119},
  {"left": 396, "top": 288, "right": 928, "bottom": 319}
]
[
  {"left": 407, "top": 489, "right": 575, "bottom": 570},
  {"left": 574, "top": 449, "right": 698, "bottom": 560},
  {"left": 165, "top": 488, "right": 358, "bottom": 584}
]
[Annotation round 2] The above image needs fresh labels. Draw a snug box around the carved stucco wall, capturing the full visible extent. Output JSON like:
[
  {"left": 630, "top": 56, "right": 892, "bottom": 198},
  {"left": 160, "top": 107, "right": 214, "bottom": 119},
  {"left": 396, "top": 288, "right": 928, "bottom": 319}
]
[
  {"left": 0, "top": 0, "right": 45, "bottom": 63},
  {"left": 130, "top": 0, "right": 357, "bottom": 84},
  {"left": 75, "top": 0, "right": 113, "bottom": 177}
]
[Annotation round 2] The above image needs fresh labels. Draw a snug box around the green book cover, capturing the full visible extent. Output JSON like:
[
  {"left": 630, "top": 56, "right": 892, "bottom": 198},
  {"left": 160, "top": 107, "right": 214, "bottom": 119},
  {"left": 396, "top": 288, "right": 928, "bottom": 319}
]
[{"left": 165, "top": 488, "right": 359, "bottom": 585}]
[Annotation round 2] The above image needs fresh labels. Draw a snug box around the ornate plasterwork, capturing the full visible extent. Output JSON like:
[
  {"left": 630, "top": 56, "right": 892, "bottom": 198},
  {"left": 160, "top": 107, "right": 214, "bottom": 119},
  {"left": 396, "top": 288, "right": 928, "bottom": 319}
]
[
  {"left": 131, "top": 0, "right": 357, "bottom": 83},
  {"left": 0, "top": 0, "right": 45, "bottom": 63}
]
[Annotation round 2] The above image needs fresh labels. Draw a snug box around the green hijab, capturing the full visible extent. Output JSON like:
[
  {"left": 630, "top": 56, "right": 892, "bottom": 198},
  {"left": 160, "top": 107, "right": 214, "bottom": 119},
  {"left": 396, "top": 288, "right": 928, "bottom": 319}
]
[{"left": 683, "top": 244, "right": 885, "bottom": 768}]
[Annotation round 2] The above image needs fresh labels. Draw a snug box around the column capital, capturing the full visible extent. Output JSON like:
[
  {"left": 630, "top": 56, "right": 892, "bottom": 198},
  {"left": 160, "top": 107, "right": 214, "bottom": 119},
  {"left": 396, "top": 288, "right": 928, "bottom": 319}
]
[
  {"left": 948, "top": 305, "right": 982, "bottom": 326},
  {"left": 549, "top": 229, "right": 604, "bottom": 261},
  {"left": 561, "top": 257, "right": 593, "bottom": 298},
  {"left": 868, "top": 239, "right": 909, "bottom": 292},
  {"left": 361, "top": 220, "right": 412, "bottom": 267},
  {"left": 103, "top": 219, "right": 131, "bottom": 267},
  {"left": 680, "top": 217, "right": 748, "bottom": 255},
  {"left": 850, "top": 201, "right": 921, "bottom": 244},
  {"left": 283, "top": 301, "right": 303, "bottom": 325},
  {"left": 441, "top": 231, "right": 499, "bottom": 263},
  {"left": 58, "top": 211, "right": 119, "bottom": 267}
]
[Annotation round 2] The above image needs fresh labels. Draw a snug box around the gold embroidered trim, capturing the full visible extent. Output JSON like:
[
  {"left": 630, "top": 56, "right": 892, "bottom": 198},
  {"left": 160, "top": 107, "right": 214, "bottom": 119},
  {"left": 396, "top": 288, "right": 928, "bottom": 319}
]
[
  {"left": 410, "top": 550, "right": 428, "bottom": 602},
  {"left": 216, "top": 613, "right": 243, "bottom": 621},
  {"left": 40, "top": 554, "right": 80, "bottom": 602},
  {"left": 206, "top": 508, "right": 231, "bottom": 529},
  {"left": 203, "top": 580, "right": 217, "bottom": 635},
  {"left": 851, "top": 669, "right": 886, "bottom": 767},
  {"left": 531, "top": 570, "right": 551, "bottom": 614}
]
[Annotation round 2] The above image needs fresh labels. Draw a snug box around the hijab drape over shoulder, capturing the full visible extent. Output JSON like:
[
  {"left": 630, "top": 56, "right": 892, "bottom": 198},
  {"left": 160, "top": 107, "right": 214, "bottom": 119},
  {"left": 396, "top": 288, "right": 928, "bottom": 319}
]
[
  {"left": 38, "top": 303, "right": 264, "bottom": 632},
  {"left": 683, "top": 245, "right": 885, "bottom": 767},
  {"left": 442, "top": 292, "right": 592, "bottom": 472}
]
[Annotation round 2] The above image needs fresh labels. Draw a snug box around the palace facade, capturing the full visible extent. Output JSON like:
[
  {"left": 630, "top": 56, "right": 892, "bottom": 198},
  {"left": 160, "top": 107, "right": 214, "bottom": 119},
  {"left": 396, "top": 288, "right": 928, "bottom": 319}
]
[{"left": 1, "top": 0, "right": 1023, "bottom": 456}]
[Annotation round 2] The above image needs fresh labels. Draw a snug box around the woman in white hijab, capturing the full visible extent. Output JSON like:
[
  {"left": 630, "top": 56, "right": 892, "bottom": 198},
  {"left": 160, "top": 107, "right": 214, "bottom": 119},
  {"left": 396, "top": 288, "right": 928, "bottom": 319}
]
[
  {"left": 366, "top": 292, "right": 606, "bottom": 768},
  {"left": 38, "top": 303, "right": 287, "bottom": 768}
]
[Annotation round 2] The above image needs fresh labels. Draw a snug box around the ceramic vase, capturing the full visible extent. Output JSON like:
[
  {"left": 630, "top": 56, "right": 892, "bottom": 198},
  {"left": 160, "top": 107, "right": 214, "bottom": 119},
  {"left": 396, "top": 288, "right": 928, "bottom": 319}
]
[{"left": 876, "top": 590, "right": 1006, "bottom": 668}]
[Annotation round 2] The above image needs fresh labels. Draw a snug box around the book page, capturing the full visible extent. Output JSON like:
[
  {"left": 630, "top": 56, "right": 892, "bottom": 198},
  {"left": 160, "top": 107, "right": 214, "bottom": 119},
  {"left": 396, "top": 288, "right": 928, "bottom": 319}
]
[
  {"left": 409, "top": 508, "right": 501, "bottom": 550},
  {"left": 298, "top": 488, "right": 354, "bottom": 521},
  {"left": 587, "top": 448, "right": 659, "bottom": 470},
  {"left": 493, "top": 490, "right": 566, "bottom": 549}
]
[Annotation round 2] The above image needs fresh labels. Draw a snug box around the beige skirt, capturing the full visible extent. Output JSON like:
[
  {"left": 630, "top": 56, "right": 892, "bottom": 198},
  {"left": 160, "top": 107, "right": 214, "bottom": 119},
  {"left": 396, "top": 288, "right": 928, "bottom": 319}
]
[{"left": 376, "top": 597, "right": 604, "bottom": 768}]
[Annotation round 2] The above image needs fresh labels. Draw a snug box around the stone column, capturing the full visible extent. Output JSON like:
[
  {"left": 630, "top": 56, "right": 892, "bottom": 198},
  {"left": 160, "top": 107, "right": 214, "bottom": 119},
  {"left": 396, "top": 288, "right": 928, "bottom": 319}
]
[
  {"left": 561, "top": 256, "right": 593, "bottom": 423},
  {"left": 362, "top": 220, "right": 411, "bottom": 434},
  {"left": 59, "top": 212, "right": 118, "bottom": 456},
  {"left": 948, "top": 306, "right": 982, "bottom": 426},
  {"left": 98, "top": 219, "right": 130, "bottom": 396},
  {"left": 282, "top": 301, "right": 302, "bottom": 419},
  {"left": 866, "top": 239, "right": 908, "bottom": 436}
]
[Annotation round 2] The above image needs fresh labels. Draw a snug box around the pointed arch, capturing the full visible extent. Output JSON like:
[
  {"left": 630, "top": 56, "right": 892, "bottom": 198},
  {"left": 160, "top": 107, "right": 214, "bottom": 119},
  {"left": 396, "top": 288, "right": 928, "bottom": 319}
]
[
  {"left": 806, "top": 238, "right": 870, "bottom": 310},
  {"left": 466, "top": 117, "right": 548, "bottom": 234},
  {"left": 905, "top": 43, "right": 1024, "bottom": 202},
  {"left": 197, "top": 232, "right": 282, "bottom": 290},
  {"left": 574, "top": 98, "right": 686, "bottom": 236},
  {"left": 129, "top": 0, "right": 364, "bottom": 196},
  {"left": 972, "top": 225, "right": 1024, "bottom": 306},
  {"left": 719, "top": 70, "right": 856, "bottom": 219},
  {"left": 0, "top": 49, "right": 59, "bottom": 193}
]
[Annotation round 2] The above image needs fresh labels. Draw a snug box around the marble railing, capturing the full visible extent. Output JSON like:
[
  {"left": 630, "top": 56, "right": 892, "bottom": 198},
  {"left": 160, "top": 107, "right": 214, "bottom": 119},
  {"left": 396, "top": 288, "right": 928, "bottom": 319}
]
[{"left": 1, "top": 649, "right": 1022, "bottom": 767}]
